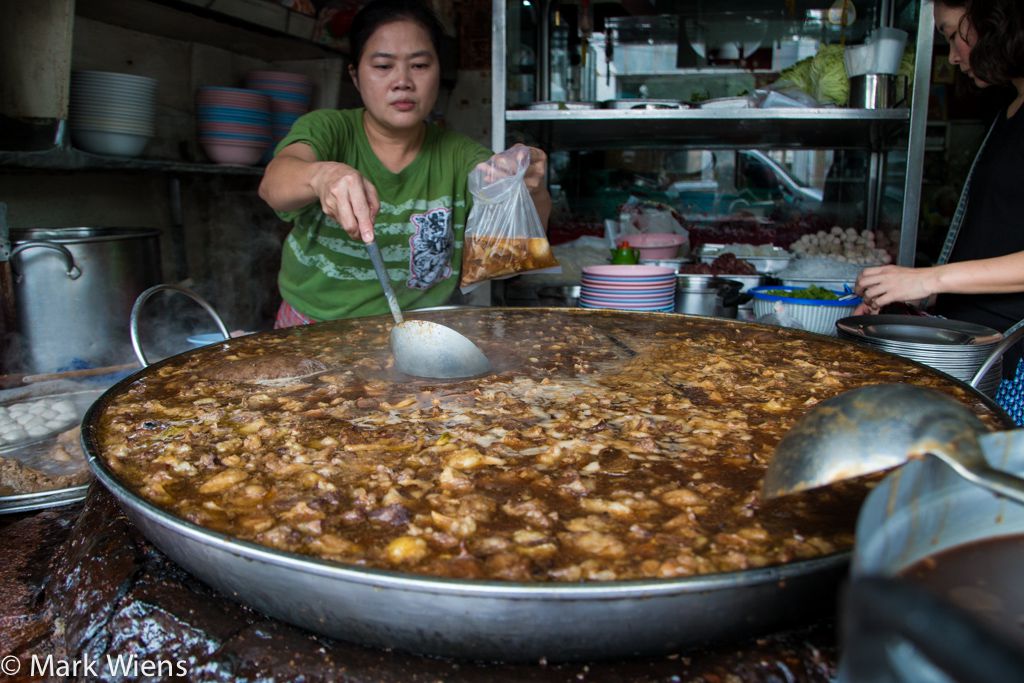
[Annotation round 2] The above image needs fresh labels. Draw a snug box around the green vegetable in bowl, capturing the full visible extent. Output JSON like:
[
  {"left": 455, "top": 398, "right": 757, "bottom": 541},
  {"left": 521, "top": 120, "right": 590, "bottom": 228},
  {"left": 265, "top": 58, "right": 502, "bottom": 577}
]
[{"left": 762, "top": 285, "right": 841, "bottom": 300}]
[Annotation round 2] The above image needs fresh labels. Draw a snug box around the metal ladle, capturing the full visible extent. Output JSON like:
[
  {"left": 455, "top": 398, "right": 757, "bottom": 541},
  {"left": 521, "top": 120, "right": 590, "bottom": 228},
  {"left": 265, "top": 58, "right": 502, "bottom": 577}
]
[
  {"left": 762, "top": 383, "right": 1024, "bottom": 504},
  {"left": 365, "top": 241, "right": 491, "bottom": 379}
]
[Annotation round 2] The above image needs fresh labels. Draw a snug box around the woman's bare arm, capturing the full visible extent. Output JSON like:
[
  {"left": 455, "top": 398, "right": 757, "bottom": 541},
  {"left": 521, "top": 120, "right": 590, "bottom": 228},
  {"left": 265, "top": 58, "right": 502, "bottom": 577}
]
[
  {"left": 855, "top": 250, "right": 1024, "bottom": 309},
  {"left": 523, "top": 146, "right": 552, "bottom": 228},
  {"left": 258, "top": 143, "right": 380, "bottom": 242}
]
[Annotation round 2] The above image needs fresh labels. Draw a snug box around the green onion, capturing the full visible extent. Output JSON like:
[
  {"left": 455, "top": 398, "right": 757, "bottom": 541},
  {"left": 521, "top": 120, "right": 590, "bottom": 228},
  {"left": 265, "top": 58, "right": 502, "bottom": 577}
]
[{"left": 761, "top": 285, "right": 840, "bottom": 301}]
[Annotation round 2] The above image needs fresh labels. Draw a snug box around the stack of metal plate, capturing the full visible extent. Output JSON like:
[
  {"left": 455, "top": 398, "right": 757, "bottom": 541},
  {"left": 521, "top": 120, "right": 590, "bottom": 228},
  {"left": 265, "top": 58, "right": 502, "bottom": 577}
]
[{"left": 836, "top": 315, "right": 1004, "bottom": 397}]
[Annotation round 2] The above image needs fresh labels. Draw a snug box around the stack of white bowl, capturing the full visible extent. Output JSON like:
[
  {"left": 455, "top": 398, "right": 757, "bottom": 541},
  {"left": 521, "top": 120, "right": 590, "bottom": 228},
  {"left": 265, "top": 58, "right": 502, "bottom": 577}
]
[{"left": 70, "top": 70, "right": 157, "bottom": 157}]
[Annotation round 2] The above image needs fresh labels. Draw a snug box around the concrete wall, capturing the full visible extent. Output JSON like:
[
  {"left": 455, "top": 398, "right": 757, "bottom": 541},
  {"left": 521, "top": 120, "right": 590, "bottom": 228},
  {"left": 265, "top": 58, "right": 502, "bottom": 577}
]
[{"left": 1, "top": 4, "right": 493, "bottom": 346}]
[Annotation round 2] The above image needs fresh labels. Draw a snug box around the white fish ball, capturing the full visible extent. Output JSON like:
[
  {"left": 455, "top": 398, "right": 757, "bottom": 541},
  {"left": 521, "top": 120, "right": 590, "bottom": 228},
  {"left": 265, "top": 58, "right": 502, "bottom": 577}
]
[{"left": 54, "top": 400, "right": 75, "bottom": 414}]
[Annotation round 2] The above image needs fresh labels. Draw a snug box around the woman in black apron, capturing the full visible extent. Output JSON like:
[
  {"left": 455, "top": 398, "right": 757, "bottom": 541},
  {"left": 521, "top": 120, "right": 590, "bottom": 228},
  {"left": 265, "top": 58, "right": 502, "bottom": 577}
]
[{"left": 855, "top": 0, "right": 1024, "bottom": 419}]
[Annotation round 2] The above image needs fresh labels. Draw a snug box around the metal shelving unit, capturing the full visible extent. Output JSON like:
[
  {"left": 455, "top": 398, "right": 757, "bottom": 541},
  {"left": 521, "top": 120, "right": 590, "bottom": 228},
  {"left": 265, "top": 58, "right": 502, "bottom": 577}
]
[
  {"left": 491, "top": 0, "right": 936, "bottom": 266},
  {"left": 0, "top": 0, "right": 344, "bottom": 168},
  {"left": 0, "top": 147, "right": 264, "bottom": 175},
  {"left": 504, "top": 108, "right": 910, "bottom": 150},
  {"left": 76, "top": 0, "right": 344, "bottom": 61}
]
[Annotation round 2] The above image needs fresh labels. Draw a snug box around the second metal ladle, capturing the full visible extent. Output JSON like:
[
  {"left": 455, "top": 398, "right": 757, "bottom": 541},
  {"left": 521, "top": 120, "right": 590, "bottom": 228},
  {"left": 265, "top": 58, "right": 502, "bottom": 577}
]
[
  {"left": 365, "top": 241, "right": 491, "bottom": 379},
  {"left": 762, "top": 383, "right": 1024, "bottom": 505}
]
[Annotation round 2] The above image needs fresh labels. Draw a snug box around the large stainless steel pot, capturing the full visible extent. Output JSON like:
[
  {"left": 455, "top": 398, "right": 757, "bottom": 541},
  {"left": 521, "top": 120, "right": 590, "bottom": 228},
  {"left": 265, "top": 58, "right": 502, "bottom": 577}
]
[
  {"left": 80, "top": 308, "right": 1008, "bottom": 663},
  {"left": 10, "top": 227, "right": 161, "bottom": 373}
]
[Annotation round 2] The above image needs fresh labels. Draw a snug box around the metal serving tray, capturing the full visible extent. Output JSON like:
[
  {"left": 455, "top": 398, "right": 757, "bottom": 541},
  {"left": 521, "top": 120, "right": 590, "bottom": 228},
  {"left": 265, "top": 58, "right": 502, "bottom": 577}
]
[
  {"left": 697, "top": 244, "right": 792, "bottom": 274},
  {"left": 0, "top": 388, "right": 102, "bottom": 513}
]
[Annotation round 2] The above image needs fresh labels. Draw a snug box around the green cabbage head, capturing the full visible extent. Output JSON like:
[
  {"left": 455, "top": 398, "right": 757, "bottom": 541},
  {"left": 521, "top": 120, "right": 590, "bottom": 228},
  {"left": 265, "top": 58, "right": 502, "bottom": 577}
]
[
  {"left": 777, "top": 55, "right": 815, "bottom": 94},
  {"left": 809, "top": 45, "right": 849, "bottom": 105}
]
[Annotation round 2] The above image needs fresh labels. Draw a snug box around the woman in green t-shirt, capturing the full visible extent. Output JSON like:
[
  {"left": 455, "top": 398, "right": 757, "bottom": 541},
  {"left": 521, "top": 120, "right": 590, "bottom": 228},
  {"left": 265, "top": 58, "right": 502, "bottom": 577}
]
[{"left": 259, "top": 0, "right": 551, "bottom": 325}]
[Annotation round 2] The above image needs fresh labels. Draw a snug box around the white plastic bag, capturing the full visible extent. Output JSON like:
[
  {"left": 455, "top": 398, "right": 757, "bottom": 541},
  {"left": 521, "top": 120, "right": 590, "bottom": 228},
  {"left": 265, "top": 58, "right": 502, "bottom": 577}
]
[
  {"left": 756, "top": 300, "right": 805, "bottom": 330},
  {"left": 460, "top": 144, "right": 559, "bottom": 291},
  {"left": 617, "top": 198, "right": 690, "bottom": 241}
]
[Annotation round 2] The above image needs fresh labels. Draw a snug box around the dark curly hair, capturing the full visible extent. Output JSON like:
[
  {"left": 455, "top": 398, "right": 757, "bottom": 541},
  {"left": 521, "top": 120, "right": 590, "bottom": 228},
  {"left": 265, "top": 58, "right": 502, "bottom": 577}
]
[
  {"left": 348, "top": 0, "right": 444, "bottom": 66},
  {"left": 939, "top": 0, "right": 1024, "bottom": 86}
]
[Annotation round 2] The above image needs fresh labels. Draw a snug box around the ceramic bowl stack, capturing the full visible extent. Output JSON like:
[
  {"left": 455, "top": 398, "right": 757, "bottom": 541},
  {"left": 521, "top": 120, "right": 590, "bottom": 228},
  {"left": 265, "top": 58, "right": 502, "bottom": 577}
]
[
  {"left": 579, "top": 265, "right": 676, "bottom": 312},
  {"left": 245, "top": 70, "right": 313, "bottom": 146},
  {"left": 70, "top": 70, "right": 157, "bottom": 157},
  {"left": 195, "top": 86, "right": 272, "bottom": 165},
  {"left": 836, "top": 314, "right": 1004, "bottom": 396}
]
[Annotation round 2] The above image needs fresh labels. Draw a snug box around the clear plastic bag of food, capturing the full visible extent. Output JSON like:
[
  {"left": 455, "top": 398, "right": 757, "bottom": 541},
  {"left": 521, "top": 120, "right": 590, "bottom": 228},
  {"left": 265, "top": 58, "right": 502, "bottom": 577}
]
[{"left": 460, "top": 145, "right": 559, "bottom": 291}]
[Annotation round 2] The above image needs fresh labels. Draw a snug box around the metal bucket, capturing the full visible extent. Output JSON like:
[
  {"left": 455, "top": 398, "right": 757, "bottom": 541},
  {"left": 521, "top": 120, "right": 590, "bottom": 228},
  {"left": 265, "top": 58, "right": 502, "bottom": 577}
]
[{"left": 9, "top": 227, "right": 161, "bottom": 373}]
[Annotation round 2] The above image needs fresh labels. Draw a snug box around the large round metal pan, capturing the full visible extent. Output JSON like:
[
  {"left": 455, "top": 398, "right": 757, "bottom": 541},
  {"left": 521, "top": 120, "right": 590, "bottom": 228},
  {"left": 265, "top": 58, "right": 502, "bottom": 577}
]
[
  {"left": 82, "top": 469, "right": 848, "bottom": 661},
  {"left": 81, "top": 308, "right": 1009, "bottom": 662}
]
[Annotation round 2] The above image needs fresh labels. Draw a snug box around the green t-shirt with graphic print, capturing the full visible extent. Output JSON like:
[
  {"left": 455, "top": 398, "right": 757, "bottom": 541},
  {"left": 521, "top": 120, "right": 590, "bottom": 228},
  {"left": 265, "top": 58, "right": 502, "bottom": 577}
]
[{"left": 274, "top": 108, "right": 491, "bottom": 321}]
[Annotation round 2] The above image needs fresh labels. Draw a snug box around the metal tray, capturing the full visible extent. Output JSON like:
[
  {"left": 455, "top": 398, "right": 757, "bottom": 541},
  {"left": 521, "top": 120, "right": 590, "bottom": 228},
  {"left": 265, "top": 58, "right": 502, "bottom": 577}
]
[
  {"left": 697, "top": 244, "right": 793, "bottom": 274},
  {"left": 0, "top": 388, "right": 102, "bottom": 513},
  {"left": 602, "top": 99, "right": 686, "bottom": 110},
  {"left": 0, "top": 389, "right": 103, "bottom": 454},
  {"left": 697, "top": 96, "right": 751, "bottom": 109},
  {"left": 527, "top": 101, "right": 599, "bottom": 111},
  {"left": 0, "top": 483, "right": 89, "bottom": 513}
]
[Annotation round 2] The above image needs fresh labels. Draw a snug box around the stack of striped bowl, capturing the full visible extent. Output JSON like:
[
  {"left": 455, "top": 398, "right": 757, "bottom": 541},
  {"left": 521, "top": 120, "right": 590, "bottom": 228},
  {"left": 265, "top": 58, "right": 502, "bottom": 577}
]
[
  {"left": 70, "top": 70, "right": 157, "bottom": 157},
  {"left": 245, "top": 70, "right": 313, "bottom": 147},
  {"left": 195, "top": 86, "right": 271, "bottom": 165},
  {"left": 579, "top": 265, "right": 677, "bottom": 312}
]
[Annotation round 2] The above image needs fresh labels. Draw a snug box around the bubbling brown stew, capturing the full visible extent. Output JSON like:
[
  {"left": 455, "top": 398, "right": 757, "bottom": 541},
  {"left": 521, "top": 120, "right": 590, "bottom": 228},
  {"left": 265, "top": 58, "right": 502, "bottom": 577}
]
[{"left": 93, "top": 310, "right": 1001, "bottom": 582}]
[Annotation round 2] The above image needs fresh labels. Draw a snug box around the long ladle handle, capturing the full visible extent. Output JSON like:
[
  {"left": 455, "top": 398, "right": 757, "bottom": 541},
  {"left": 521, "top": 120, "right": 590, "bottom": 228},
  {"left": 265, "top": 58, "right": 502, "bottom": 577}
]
[
  {"left": 365, "top": 241, "right": 403, "bottom": 326},
  {"left": 930, "top": 451, "right": 1024, "bottom": 506},
  {"left": 970, "top": 322, "right": 1024, "bottom": 388}
]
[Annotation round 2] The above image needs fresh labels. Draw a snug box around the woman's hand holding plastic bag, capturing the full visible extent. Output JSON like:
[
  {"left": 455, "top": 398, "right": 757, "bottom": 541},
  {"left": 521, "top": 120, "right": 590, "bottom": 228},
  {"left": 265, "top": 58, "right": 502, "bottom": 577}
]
[{"left": 460, "top": 144, "right": 559, "bottom": 290}]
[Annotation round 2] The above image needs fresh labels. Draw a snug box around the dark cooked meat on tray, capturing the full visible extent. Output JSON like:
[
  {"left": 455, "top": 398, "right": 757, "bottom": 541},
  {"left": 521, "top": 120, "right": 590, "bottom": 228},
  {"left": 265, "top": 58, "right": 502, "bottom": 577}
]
[{"left": 92, "top": 309, "right": 998, "bottom": 582}]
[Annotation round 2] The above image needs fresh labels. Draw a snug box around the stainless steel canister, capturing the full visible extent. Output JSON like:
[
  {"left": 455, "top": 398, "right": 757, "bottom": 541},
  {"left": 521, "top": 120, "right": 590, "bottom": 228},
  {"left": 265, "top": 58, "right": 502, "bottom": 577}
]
[
  {"left": 10, "top": 227, "right": 162, "bottom": 373},
  {"left": 848, "top": 74, "right": 907, "bottom": 109},
  {"left": 726, "top": 274, "right": 769, "bottom": 320},
  {"left": 536, "top": 285, "right": 581, "bottom": 307},
  {"left": 674, "top": 275, "right": 741, "bottom": 318}
]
